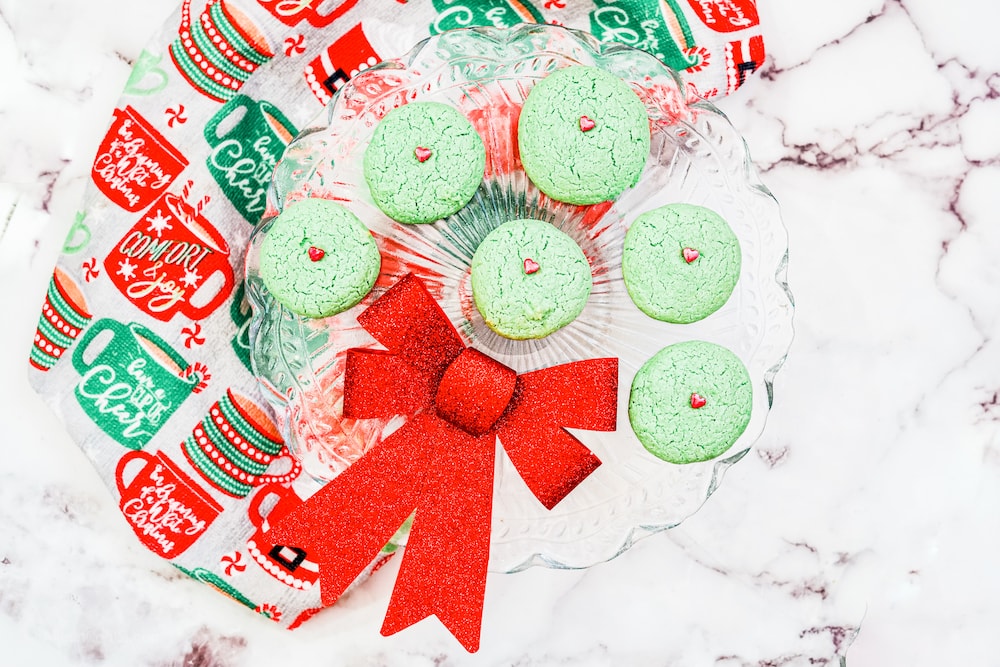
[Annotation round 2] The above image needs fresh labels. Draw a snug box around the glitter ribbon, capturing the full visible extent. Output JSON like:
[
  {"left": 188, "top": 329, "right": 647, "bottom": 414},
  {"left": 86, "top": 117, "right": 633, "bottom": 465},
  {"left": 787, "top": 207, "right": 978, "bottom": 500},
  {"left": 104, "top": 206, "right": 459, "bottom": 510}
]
[{"left": 265, "top": 274, "right": 618, "bottom": 651}]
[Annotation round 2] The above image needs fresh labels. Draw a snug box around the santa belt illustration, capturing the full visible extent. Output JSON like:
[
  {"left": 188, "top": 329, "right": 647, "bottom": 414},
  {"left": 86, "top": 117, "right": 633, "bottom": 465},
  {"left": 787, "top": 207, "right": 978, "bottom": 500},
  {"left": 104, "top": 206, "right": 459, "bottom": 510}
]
[
  {"left": 248, "top": 523, "right": 320, "bottom": 590},
  {"left": 262, "top": 274, "right": 618, "bottom": 652}
]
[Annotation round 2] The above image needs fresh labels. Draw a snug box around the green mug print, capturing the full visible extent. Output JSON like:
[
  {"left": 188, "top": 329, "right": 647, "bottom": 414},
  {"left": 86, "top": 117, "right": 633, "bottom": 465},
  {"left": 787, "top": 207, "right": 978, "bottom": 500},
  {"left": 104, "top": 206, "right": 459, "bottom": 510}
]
[
  {"left": 589, "top": 0, "right": 703, "bottom": 72},
  {"left": 72, "top": 319, "right": 201, "bottom": 449},
  {"left": 230, "top": 282, "right": 252, "bottom": 371},
  {"left": 429, "top": 0, "right": 544, "bottom": 33},
  {"left": 62, "top": 211, "right": 92, "bottom": 255},
  {"left": 124, "top": 49, "right": 170, "bottom": 97},
  {"left": 204, "top": 95, "right": 298, "bottom": 225}
]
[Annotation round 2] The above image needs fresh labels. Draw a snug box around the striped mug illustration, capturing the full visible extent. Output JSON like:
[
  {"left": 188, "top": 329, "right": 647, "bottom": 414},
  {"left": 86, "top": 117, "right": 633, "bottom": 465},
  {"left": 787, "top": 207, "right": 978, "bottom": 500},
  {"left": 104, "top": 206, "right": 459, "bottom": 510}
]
[
  {"left": 182, "top": 389, "right": 301, "bottom": 497},
  {"left": 30, "top": 267, "right": 92, "bottom": 372},
  {"left": 169, "top": 0, "right": 275, "bottom": 102}
]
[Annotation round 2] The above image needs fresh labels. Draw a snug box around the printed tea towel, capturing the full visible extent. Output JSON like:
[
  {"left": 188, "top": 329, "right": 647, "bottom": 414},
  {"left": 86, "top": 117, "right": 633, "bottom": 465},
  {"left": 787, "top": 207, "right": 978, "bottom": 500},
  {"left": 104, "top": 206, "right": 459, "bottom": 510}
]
[{"left": 28, "top": 0, "right": 766, "bottom": 639}]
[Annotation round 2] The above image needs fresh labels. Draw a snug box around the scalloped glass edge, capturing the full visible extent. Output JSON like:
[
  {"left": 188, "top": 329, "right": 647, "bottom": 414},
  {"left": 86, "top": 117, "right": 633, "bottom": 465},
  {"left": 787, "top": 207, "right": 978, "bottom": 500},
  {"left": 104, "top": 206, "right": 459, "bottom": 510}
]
[{"left": 244, "top": 24, "right": 795, "bottom": 573}]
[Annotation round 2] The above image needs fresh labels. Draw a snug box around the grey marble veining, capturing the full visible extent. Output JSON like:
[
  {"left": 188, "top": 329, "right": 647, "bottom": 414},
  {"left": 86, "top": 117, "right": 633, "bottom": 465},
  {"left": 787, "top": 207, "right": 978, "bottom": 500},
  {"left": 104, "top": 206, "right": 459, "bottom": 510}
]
[{"left": 2, "top": 0, "right": 998, "bottom": 664}]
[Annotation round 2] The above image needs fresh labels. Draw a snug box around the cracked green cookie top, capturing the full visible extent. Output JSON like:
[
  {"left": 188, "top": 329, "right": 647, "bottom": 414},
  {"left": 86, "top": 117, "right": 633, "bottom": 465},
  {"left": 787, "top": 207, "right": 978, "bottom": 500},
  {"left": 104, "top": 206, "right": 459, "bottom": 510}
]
[
  {"left": 471, "top": 219, "right": 592, "bottom": 339},
  {"left": 629, "top": 340, "right": 752, "bottom": 464},
  {"left": 259, "top": 198, "right": 380, "bottom": 318},
  {"left": 622, "top": 203, "right": 741, "bottom": 323},
  {"left": 364, "top": 101, "right": 486, "bottom": 224},
  {"left": 518, "top": 65, "right": 650, "bottom": 205}
]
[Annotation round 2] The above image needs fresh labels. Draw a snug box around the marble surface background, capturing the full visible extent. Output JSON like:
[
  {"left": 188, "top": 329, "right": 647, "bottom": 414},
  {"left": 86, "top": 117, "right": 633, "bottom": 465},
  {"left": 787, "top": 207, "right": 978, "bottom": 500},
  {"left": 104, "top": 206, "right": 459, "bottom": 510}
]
[{"left": 1, "top": 0, "right": 997, "bottom": 664}]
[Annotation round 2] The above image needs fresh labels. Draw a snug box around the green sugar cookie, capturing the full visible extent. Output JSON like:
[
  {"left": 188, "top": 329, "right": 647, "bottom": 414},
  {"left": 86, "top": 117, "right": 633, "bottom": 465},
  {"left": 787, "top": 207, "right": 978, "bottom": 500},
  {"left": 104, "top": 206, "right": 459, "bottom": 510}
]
[
  {"left": 471, "top": 219, "right": 591, "bottom": 339},
  {"left": 260, "top": 198, "right": 381, "bottom": 318},
  {"left": 518, "top": 65, "right": 650, "bottom": 205},
  {"left": 629, "top": 341, "right": 752, "bottom": 464},
  {"left": 364, "top": 101, "right": 486, "bottom": 224},
  {"left": 622, "top": 204, "right": 741, "bottom": 324}
]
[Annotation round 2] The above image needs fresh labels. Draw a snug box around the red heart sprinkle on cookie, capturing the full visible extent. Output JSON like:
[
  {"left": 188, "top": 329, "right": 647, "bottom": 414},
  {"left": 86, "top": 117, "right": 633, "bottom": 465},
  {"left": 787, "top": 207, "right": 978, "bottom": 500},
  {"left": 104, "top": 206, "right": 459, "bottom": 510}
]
[
  {"left": 414, "top": 146, "right": 432, "bottom": 162},
  {"left": 523, "top": 258, "right": 540, "bottom": 275},
  {"left": 579, "top": 116, "right": 596, "bottom": 132},
  {"left": 308, "top": 246, "right": 325, "bottom": 262},
  {"left": 690, "top": 393, "right": 707, "bottom": 409},
  {"left": 683, "top": 247, "right": 700, "bottom": 263}
]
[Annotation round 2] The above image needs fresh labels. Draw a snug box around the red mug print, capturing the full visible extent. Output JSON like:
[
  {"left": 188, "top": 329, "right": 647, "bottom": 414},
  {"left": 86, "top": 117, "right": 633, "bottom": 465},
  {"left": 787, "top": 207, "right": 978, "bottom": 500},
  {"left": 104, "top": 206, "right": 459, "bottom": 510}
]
[
  {"left": 92, "top": 106, "right": 189, "bottom": 212},
  {"left": 725, "top": 34, "right": 765, "bottom": 94},
  {"left": 686, "top": 0, "right": 759, "bottom": 32},
  {"left": 104, "top": 192, "right": 235, "bottom": 322},
  {"left": 245, "top": 484, "right": 319, "bottom": 590},
  {"left": 304, "top": 23, "right": 381, "bottom": 106},
  {"left": 116, "top": 449, "right": 223, "bottom": 558},
  {"left": 257, "top": 0, "right": 359, "bottom": 28}
]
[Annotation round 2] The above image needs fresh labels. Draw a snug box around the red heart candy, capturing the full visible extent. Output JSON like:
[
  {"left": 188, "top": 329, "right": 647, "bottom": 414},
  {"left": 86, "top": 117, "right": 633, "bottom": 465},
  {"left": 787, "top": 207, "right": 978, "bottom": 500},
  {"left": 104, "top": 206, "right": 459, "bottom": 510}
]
[
  {"left": 683, "top": 247, "right": 699, "bottom": 263},
  {"left": 414, "top": 146, "right": 432, "bottom": 162},
  {"left": 308, "top": 246, "right": 325, "bottom": 262},
  {"left": 579, "top": 116, "right": 596, "bottom": 132},
  {"left": 690, "top": 393, "right": 707, "bottom": 409},
  {"left": 523, "top": 258, "right": 540, "bottom": 275}
]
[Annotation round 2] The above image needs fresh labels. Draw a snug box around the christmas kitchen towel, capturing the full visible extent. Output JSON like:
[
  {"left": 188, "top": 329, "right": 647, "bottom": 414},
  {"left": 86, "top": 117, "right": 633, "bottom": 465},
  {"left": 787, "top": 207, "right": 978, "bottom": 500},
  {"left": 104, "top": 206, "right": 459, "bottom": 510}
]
[{"left": 28, "top": 0, "right": 766, "bottom": 637}]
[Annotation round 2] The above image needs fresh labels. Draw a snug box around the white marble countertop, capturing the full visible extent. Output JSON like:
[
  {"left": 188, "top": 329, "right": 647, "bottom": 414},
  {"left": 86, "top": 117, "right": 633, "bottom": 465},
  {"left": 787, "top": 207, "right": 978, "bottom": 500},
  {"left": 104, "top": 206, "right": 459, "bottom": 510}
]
[{"left": 2, "top": 0, "right": 997, "bottom": 664}]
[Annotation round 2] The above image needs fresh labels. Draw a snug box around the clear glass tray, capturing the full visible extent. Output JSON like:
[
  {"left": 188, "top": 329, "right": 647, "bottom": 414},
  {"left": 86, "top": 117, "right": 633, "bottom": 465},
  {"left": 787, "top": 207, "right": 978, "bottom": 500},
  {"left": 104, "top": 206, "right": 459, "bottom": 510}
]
[{"left": 244, "top": 24, "right": 793, "bottom": 573}]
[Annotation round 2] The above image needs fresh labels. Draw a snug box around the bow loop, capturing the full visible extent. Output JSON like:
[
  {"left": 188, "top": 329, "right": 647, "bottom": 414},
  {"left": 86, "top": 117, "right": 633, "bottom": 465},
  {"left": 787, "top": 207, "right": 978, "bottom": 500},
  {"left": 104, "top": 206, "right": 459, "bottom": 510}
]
[
  {"left": 344, "top": 349, "right": 436, "bottom": 419},
  {"left": 357, "top": 274, "right": 464, "bottom": 376}
]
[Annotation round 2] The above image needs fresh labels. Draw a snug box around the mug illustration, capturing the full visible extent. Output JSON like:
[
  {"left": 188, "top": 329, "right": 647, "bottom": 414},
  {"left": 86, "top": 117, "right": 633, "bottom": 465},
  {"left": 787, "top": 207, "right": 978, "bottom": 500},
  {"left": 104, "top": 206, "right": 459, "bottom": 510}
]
[
  {"left": 169, "top": 0, "right": 276, "bottom": 102},
  {"left": 181, "top": 389, "right": 301, "bottom": 498},
  {"left": 174, "top": 564, "right": 261, "bottom": 611},
  {"left": 62, "top": 211, "right": 92, "bottom": 255},
  {"left": 725, "top": 34, "right": 764, "bottom": 94},
  {"left": 116, "top": 449, "right": 223, "bottom": 558},
  {"left": 245, "top": 484, "right": 319, "bottom": 590},
  {"left": 72, "top": 319, "right": 209, "bottom": 449},
  {"left": 92, "top": 106, "right": 189, "bottom": 212},
  {"left": 256, "top": 0, "right": 360, "bottom": 28},
  {"left": 124, "top": 49, "right": 171, "bottom": 96},
  {"left": 203, "top": 95, "right": 298, "bottom": 225},
  {"left": 246, "top": 485, "right": 400, "bottom": 592},
  {"left": 104, "top": 190, "right": 235, "bottom": 322},
  {"left": 231, "top": 282, "right": 253, "bottom": 371},
  {"left": 304, "top": 23, "right": 381, "bottom": 106},
  {"left": 429, "top": 0, "right": 544, "bottom": 34},
  {"left": 30, "top": 267, "right": 92, "bottom": 372},
  {"left": 589, "top": 0, "right": 704, "bottom": 72},
  {"left": 685, "top": 0, "right": 759, "bottom": 32}
]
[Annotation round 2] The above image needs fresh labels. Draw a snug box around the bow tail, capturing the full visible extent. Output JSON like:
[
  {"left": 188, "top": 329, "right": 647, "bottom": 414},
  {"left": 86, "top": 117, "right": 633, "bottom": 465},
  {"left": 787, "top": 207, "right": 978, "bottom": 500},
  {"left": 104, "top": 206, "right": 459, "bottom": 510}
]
[
  {"left": 381, "top": 415, "right": 496, "bottom": 652},
  {"left": 265, "top": 422, "right": 433, "bottom": 606},
  {"left": 497, "top": 359, "right": 619, "bottom": 509},
  {"left": 501, "top": 424, "right": 602, "bottom": 510}
]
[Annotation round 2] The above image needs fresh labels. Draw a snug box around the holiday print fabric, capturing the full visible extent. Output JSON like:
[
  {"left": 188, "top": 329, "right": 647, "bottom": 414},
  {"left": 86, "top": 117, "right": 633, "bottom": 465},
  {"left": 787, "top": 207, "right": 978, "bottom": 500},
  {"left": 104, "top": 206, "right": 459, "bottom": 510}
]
[{"left": 28, "top": 0, "right": 766, "bottom": 634}]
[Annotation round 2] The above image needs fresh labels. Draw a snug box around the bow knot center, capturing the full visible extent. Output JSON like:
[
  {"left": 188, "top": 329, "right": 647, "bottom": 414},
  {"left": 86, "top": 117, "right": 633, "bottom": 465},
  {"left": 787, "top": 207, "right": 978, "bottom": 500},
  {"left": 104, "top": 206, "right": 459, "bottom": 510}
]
[{"left": 435, "top": 348, "right": 517, "bottom": 436}]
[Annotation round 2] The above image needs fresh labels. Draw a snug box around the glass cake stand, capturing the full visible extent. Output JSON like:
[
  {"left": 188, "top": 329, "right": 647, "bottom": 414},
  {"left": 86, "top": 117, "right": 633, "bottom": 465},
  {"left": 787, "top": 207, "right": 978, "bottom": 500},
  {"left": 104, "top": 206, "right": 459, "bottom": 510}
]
[{"left": 244, "top": 24, "right": 793, "bottom": 574}]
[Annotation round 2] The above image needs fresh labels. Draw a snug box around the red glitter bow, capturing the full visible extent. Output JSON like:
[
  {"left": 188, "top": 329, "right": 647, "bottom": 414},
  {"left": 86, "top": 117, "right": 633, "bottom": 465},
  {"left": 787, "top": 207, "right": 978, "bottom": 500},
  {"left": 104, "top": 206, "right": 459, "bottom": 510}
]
[{"left": 265, "top": 274, "right": 617, "bottom": 651}]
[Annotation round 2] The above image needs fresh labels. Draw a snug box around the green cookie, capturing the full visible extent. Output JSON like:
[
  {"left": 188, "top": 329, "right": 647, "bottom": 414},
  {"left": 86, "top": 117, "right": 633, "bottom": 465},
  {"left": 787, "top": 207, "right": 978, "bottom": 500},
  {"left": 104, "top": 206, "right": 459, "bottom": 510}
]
[
  {"left": 471, "top": 219, "right": 591, "bottom": 339},
  {"left": 364, "top": 101, "right": 486, "bottom": 224},
  {"left": 259, "top": 198, "right": 381, "bottom": 319},
  {"left": 622, "top": 204, "right": 741, "bottom": 324},
  {"left": 518, "top": 65, "right": 650, "bottom": 205},
  {"left": 629, "top": 341, "right": 752, "bottom": 464}
]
